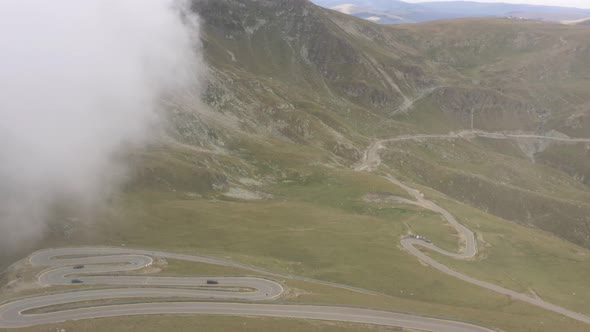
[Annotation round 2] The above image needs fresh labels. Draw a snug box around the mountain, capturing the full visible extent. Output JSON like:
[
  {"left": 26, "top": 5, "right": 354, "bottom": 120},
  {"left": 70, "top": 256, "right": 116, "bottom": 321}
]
[
  {"left": 184, "top": 0, "right": 590, "bottom": 251},
  {"left": 3, "top": 1, "right": 590, "bottom": 330},
  {"left": 313, "top": 0, "right": 590, "bottom": 23},
  {"left": 421, "top": 1, "right": 590, "bottom": 21},
  {"left": 5, "top": 0, "right": 589, "bottom": 272}
]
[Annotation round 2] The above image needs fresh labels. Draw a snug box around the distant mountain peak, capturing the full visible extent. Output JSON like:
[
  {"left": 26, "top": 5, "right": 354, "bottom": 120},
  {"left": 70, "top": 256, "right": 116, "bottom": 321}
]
[{"left": 312, "top": 0, "right": 590, "bottom": 23}]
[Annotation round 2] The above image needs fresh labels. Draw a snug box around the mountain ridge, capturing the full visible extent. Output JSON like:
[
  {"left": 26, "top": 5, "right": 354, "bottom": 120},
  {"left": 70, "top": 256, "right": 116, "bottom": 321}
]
[{"left": 313, "top": 0, "right": 590, "bottom": 23}]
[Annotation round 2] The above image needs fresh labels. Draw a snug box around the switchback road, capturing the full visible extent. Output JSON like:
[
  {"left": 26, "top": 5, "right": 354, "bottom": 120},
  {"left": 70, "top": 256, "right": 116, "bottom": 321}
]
[
  {"left": 2, "top": 130, "right": 588, "bottom": 329},
  {"left": 0, "top": 248, "right": 494, "bottom": 331},
  {"left": 354, "top": 132, "right": 590, "bottom": 325}
]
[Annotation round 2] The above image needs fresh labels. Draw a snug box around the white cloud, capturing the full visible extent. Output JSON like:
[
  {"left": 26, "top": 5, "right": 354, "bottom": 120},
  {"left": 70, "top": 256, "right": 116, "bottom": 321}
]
[{"left": 0, "top": 0, "right": 203, "bottom": 249}]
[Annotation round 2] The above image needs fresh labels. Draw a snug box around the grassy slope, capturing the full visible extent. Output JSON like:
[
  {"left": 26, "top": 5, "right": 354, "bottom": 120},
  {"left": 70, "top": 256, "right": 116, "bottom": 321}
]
[
  {"left": 195, "top": 0, "right": 590, "bottom": 249},
  {"left": 411, "top": 187, "right": 590, "bottom": 316},
  {"left": 11, "top": 159, "right": 587, "bottom": 332},
  {"left": 391, "top": 18, "right": 590, "bottom": 136},
  {"left": 381, "top": 137, "right": 590, "bottom": 248},
  {"left": 203, "top": 5, "right": 590, "bottom": 251},
  {"left": 536, "top": 144, "right": 590, "bottom": 187}
]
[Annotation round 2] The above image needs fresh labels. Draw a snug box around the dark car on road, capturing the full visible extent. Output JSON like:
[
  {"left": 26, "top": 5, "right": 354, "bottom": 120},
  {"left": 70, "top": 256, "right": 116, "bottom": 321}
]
[
  {"left": 73, "top": 265, "right": 85, "bottom": 269},
  {"left": 71, "top": 279, "right": 84, "bottom": 284},
  {"left": 206, "top": 280, "right": 219, "bottom": 285}
]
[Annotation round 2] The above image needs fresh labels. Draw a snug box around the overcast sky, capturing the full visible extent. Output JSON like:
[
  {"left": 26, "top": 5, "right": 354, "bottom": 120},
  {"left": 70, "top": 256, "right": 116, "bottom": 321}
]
[{"left": 404, "top": 0, "right": 590, "bottom": 9}]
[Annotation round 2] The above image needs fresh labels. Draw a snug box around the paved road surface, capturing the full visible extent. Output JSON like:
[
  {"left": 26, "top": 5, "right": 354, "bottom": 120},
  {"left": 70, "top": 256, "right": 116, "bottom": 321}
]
[
  {"left": 354, "top": 132, "right": 590, "bottom": 325},
  {"left": 0, "top": 248, "right": 494, "bottom": 331}
]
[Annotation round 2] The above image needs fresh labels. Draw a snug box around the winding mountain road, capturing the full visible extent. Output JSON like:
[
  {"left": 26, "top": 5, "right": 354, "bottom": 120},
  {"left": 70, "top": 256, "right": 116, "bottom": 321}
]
[
  {"left": 354, "top": 131, "right": 590, "bottom": 325},
  {"left": 1, "top": 130, "right": 589, "bottom": 330},
  {"left": 354, "top": 130, "right": 590, "bottom": 172},
  {"left": 0, "top": 248, "right": 494, "bottom": 331}
]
